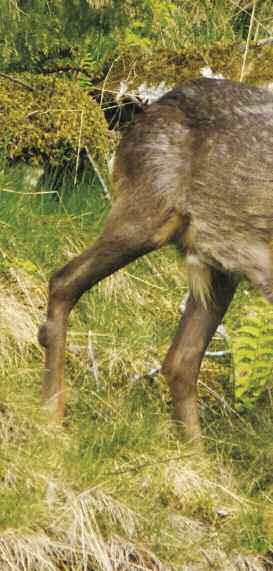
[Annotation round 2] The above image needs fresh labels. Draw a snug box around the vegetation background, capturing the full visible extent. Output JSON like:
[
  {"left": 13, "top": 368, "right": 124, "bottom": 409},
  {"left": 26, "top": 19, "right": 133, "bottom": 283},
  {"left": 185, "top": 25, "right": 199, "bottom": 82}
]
[{"left": 0, "top": 1, "right": 273, "bottom": 569}]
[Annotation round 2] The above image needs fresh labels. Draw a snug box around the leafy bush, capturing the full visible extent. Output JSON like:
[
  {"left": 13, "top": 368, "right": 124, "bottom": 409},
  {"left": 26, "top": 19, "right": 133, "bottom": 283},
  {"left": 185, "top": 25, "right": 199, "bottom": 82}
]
[{"left": 0, "top": 73, "right": 110, "bottom": 172}]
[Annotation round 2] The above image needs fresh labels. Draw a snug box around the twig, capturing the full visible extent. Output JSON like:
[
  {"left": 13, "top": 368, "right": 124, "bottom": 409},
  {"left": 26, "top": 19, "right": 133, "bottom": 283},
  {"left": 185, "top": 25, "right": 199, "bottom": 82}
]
[
  {"left": 123, "top": 270, "right": 167, "bottom": 291},
  {"left": 84, "top": 146, "right": 111, "bottom": 200},
  {"left": 0, "top": 72, "right": 36, "bottom": 92},
  {"left": 202, "top": 477, "right": 248, "bottom": 504},
  {"left": 74, "top": 110, "right": 84, "bottom": 186},
  {"left": 105, "top": 453, "right": 189, "bottom": 477},
  {"left": 205, "top": 350, "right": 231, "bottom": 358},
  {"left": 100, "top": 55, "right": 121, "bottom": 107},
  {"left": 26, "top": 108, "right": 88, "bottom": 118},
  {"left": 240, "top": 0, "right": 256, "bottom": 82},
  {"left": 200, "top": 550, "right": 216, "bottom": 569},
  {"left": 0, "top": 188, "right": 58, "bottom": 196}
]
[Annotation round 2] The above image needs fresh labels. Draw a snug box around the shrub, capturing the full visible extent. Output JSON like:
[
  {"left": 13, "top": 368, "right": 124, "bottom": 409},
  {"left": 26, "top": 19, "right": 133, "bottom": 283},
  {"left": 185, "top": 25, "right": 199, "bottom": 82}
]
[{"left": 0, "top": 73, "right": 110, "bottom": 173}]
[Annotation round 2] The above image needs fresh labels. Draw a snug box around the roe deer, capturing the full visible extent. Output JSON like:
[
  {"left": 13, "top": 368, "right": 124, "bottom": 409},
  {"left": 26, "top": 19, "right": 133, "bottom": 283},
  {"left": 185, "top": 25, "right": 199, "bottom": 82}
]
[{"left": 38, "top": 78, "right": 273, "bottom": 440}]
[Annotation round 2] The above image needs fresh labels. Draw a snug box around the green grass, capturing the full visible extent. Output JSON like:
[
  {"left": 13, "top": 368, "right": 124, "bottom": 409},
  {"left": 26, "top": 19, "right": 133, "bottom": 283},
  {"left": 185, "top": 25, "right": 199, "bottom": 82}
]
[{"left": 0, "top": 166, "right": 272, "bottom": 569}]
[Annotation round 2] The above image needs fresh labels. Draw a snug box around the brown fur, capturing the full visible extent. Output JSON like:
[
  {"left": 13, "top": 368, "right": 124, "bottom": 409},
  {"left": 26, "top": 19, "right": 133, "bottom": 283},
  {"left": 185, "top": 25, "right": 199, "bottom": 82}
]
[{"left": 39, "top": 78, "right": 273, "bottom": 440}]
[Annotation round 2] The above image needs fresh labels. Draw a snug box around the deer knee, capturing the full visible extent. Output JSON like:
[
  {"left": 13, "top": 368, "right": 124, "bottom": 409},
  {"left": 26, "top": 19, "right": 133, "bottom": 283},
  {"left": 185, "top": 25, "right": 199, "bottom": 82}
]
[
  {"left": 38, "top": 323, "right": 49, "bottom": 348},
  {"left": 38, "top": 320, "right": 58, "bottom": 348},
  {"left": 38, "top": 312, "right": 67, "bottom": 349},
  {"left": 47, "top": 269, "right": 76, "bottom": 313}
]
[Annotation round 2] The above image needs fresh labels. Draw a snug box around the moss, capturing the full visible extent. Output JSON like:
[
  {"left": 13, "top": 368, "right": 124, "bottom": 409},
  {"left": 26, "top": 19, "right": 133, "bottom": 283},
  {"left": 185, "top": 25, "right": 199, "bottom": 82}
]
[
  {"left": 244, "top": 44, "right": 273, "bottom": 85},
  {"left": 99, "top": 43, "right": 273, "bottom": 97},
  {"left": 0, "top": 73, "right": 110, "bottom": 169}
]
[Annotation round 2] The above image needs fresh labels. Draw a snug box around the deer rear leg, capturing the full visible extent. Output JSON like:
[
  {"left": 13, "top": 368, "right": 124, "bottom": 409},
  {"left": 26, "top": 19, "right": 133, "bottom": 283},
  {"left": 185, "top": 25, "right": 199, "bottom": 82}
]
[
  {"left": 38, "top": 200, "right": 183, "bottom": 418},
  {"left": 162, "top": 270, "right": 237, "bottom": 441}
]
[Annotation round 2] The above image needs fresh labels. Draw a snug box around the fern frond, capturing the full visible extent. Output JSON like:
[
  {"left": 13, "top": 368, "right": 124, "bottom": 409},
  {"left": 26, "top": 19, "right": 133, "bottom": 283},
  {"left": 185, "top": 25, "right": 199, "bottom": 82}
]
[{"left": 232, "top": 292, "right": 273, "bottom": 408}]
